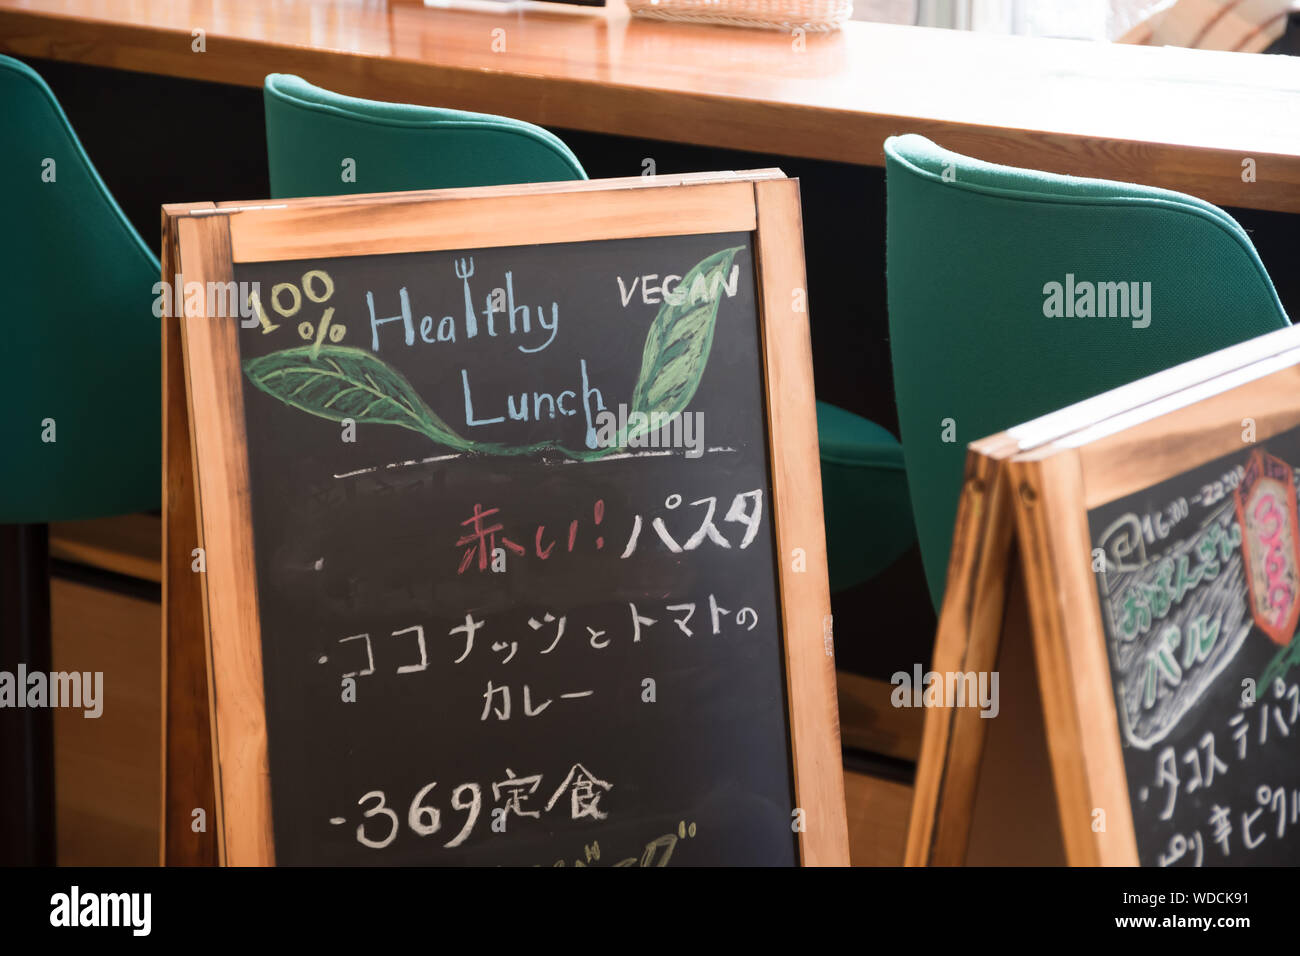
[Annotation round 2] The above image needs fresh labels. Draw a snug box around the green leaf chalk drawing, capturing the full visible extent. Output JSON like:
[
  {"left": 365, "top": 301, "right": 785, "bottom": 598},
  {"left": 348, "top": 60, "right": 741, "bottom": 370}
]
[
  {"left": 244, "top": 345, "right": 474, "bottom": 451},
  {"left": 242, "top": 246, "right": 744, "bottom": 460},
  {"left": 624, "top": 245, "right": 742, "bottom": 447}
]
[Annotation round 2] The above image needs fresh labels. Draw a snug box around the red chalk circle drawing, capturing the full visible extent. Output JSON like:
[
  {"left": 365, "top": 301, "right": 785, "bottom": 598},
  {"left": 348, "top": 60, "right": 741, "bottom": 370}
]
[{"left": 1234, "top": 448, "right": 1300, "bottom": 646}]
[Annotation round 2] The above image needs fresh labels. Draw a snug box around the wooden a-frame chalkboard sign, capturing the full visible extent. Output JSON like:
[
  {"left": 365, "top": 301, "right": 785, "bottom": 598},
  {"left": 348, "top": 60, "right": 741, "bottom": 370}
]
[
  {"left": 159, "top": 171, "right": 849, "bottom": 867},
  {"left": 907, "top": 324, "right": 1300, "bottom": 866}
]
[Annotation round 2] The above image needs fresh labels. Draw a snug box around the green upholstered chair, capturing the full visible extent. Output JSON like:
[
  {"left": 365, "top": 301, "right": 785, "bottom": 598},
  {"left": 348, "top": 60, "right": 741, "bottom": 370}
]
[
  {"left": 263, "top": 73, "right": 587, "bottom": 197},
  {"left": 0, "top": 54, "right": 160, "bottom": 865},
  {"left": 885, "top": 133, "right": 1290, "bottom": 610},
  {"left": 816, "top": 401, "right": 912, "bottom": 593},
  {"left": 0, "top": 54, "right": 160, "bottom": 522},
  {"left": 264, "top": 74, "right": 913, "bottom": 595}
]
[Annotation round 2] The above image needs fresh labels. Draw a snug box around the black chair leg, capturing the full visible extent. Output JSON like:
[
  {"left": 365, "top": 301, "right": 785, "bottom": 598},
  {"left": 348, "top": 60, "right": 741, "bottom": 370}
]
[{"left": 0, "top": 523, "right": 55, "bottom": 865}]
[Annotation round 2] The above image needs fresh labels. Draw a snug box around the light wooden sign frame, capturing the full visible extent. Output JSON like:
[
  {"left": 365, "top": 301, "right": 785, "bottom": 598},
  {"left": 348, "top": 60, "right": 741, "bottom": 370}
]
[{"left": 160, "top": 171, "right": 850, "bottom": 867}]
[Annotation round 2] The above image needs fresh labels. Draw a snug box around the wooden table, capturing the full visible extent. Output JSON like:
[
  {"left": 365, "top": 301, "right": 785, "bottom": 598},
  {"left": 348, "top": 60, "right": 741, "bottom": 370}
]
[{"left": 2, "top": 0, "right": 1299, "bottom": 212}]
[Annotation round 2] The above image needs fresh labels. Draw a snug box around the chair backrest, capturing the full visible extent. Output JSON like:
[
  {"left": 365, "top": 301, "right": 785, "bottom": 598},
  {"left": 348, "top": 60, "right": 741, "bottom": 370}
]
[
  {"left": 264, "top": 74, "right": 587, "bottom": 198},
  {"left": 0, "top": 55, "right": 161, "bottom": 523},
  {"left": 885, "top": 133, "right": 1289, "bottom": 610}
]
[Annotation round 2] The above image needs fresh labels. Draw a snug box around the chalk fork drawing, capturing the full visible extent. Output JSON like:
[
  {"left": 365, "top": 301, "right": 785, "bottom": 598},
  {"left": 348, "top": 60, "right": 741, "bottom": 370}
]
[{"left": 243, "top": 246, "right": 744, "bottom": 460}]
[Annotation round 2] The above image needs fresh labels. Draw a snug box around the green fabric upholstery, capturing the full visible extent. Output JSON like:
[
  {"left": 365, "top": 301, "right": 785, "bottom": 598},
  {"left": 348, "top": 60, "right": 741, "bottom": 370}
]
[
  {"left": 885, "top": 133, "right": 1290, "bottom": 610},
  {"left": 816, "top": 401, "right": 913, "bottom": 593},
  {"left": 0, "top": 55, "right": 160, "bottom": 522},
  {"left": 263, "top": 74, "right": 588, "bottom": 198}
]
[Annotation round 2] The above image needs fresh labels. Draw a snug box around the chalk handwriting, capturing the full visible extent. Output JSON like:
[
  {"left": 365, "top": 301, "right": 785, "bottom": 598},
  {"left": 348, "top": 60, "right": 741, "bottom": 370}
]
[{"left": 338, "top": 762, "right": 613, "bottom": 851}]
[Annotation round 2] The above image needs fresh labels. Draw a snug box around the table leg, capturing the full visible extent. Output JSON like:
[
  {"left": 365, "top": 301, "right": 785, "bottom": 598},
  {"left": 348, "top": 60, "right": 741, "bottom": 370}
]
[{"left": 0, "top": 523, "right": 55, "bottom": 865}]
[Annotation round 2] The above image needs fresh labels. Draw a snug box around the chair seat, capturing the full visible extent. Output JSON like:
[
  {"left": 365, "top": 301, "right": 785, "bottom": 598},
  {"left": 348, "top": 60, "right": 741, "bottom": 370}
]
[
  {"left": 816, "top": 401, "right": 915, "bottom": 593},
  {"left": 817, "top": 400, "right": 906, "bottom": 469}
]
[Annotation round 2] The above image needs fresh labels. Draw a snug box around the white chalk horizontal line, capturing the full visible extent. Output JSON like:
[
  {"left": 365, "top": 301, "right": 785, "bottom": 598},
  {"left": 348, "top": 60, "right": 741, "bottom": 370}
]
[
  {"left": 333, "top": 445, "right": 737, "bottom": 479},
  {"left": 564, "top": 447, "right": 738, "bottom": 465},
  {"left": 333, "top": 452, "right": 462, "bottom": 479},
  {"left": 567, "top": 449, "right": 673, "bottom": 463}
]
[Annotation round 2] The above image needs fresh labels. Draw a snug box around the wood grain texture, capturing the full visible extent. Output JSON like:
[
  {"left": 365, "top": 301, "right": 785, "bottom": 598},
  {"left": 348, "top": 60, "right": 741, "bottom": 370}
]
[
  {"left": 1009, "top": 449, "right": 1140, "bottom": 866},
  {"left": 226, "top": 177, "right": 760, "bottom": 262},
  {"left": 176, "top": 212, "right": 275, "bottom": 867},
  {"left": 50, "top": 514, "right": 161, "bottom": 584},
  {"left": 961, "top": 557, "right": 1066, "bottom": 866},
  {"left": 51, "top": 579, "right": 160, "bottom": 867},
  {"left": 844, "top": 770, "right": 911, "bottom": 866},
  {"left": 905, "top": 437, "right": 1020, "bottom": 865},
  {"left": 836, "top": 671, "right": 922, "bottom": 762},
  {"left": 216, "top": 168, "right": 782, "bottom": 212},
  {"left": 754, "top": 177, "right": 850, "bottom": 866},
  {"left": 1071, "top": 363, "right": 1300, "bottom": 510},
  {"left": 163, "top": 203, "right": 220, "bottom": 866},
  {"left": 2, "top": 1, "right": 1299, "bottom": 211}
]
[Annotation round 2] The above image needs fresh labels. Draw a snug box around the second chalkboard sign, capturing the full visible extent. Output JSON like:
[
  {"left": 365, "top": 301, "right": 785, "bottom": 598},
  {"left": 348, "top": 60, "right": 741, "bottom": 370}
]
[
  {"left": 1088, "top": 432, "right": 1300, "bottom": 865},
  {"left": 163, "top": 171, "right": 849, "bottom": 866},
  {"left": 1010, "top": 325, "right": 1300, "bottom": 865},
  {"left": 907, "top": 324, "right": 1300, "bottom": 866}
]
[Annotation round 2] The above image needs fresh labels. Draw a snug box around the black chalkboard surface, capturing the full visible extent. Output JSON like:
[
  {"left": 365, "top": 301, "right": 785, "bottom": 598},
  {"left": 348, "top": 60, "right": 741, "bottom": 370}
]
[
  {"left": 1089, "top": 425, "right": 1300, "bottom": 866},
  {"left": 229, "top": 231, "right": 797, "bottom": 865}
]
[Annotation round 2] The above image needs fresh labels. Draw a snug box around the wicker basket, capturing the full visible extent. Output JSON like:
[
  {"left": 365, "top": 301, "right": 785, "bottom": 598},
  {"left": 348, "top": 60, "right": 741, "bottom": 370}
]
[{"left": 626, "top": 0, "right": 853, "bottom": 33}]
